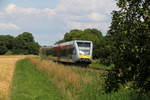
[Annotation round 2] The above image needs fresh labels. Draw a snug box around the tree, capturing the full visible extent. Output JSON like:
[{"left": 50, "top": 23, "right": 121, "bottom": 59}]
[
  {"left": 27, "top": 42, "right": 40, "bottom": 55},
  {"left": 0, "top": 35, "right": 14, "bottom": 54},
  {"left": 13, "top": 32, "right": 40, "bottom": 55},
  {"left": 1, "top": 35, "right": 14, "bottom": 50},
  {"left": 97, "top": 36, "right": 115, "bottom": 66},
  {"left": 105, "top": 0, "right": 150, "bottom": 94},
  {"left": 0, "top": 42, "right": 7, "bottom": 55}
]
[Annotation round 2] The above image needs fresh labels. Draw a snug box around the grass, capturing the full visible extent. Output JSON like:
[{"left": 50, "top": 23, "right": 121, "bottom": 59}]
[
  {"left": 89, "top": 62, "right": 114, "bottom": 70},
  {"left": 30, "top": 57, "right": 150, "bottom": 100},
  {"left": 10, "top": 58, "right": 62, "bottom": 100},
  {"left": 30, "top": 58, "right": 82, "bottom": 100}
]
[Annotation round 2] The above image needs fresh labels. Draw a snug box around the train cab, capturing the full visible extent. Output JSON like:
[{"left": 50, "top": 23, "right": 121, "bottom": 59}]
[{"left": 72, "top": 40, "right": 93, "bottom": 64}]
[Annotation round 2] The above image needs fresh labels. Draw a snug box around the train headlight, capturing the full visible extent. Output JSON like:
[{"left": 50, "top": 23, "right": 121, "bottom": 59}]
[
  {"left": 80, "top": 55, "right": 90, "bottom": 59},
  {"left": 79, "top": 50, "right": 85, "bottom": 55}
]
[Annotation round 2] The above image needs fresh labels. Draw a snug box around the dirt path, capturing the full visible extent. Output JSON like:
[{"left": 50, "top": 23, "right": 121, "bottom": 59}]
[{"left": 0, "top": 56, "right": 26, "bottom": 100}]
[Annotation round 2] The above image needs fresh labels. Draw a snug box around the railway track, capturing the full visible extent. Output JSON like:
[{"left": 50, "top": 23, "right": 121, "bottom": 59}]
[
  {"left": 46, "top": 57, "right": 109, "bottom": 72},
  {"left": 44, "top": 56, "right": 110, "bottom": 72}
]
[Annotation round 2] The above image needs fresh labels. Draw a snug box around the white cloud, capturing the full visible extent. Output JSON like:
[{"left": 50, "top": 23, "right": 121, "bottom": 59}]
[
  {"left": 5, "top": 3, "right": 16, "bottom": 14},
  {"left": 0, "top": 0, "right": 118, "bottom": 44},
  {"left": 56, "top": 0, "right": 117, "bottom": 14},
  {"left": 0, "top": 3, "right": 57, "bottom": 30},
  {"left": 66, "top": 21, "right": 110, "bottom": 33},
  {"left": 0, "top": 23, "right": 20, "bottom": 30},
  {"left": 88, "top": 12, "right": 108, "bottom": 21},
  {"left": 54, "top": 0, "right": 117, "bottom": 33},
  {"left": 6, "top": 3, "right": 56, "bottom": 15},
  {"left": 1, "top": 1, "right": 117, "bottom": 33}
]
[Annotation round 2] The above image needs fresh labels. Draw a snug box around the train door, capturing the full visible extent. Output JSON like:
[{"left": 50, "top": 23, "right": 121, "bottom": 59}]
[{"left": 72, "top": 47, "right": 77, "bottom": 63}]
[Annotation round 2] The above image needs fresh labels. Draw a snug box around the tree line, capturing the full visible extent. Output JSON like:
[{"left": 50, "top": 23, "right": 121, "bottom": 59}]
[{"left": 0, "top": 32, "right": 40, "bottom": 55}]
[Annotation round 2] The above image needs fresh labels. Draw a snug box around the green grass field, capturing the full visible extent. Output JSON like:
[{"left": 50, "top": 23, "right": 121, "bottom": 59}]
[
  {"left": 10, "top": 59, "right": 63, "bottom": 100},
  {"left": 10, "top": 58, "right": 149, "bottom": 100}
]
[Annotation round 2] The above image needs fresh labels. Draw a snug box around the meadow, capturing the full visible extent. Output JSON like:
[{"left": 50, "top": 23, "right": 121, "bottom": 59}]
[
  {"left": 10, "top": 58, "right": 62, "bottom": 100},
  {"left": 1, "top": 56, "right": 149, "bottom": 100},
  {"left": 28, "top": 57, "right": 149, "bottom": 100}
]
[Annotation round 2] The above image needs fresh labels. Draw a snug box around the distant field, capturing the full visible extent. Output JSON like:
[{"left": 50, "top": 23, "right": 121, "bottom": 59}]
[{"left": 0, "top": 56, "right": 26, "bottom": 100}]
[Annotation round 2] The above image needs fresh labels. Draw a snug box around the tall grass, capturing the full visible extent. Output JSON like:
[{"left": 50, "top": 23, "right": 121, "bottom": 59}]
[
  {"left": 30, "top": 58, "right": 84, "bottom": 100},
  {"left": 30, "top": 57, "right": 149, "bottom": 100},
  {"left": 29, "top": 58, "right": 104, "bottom": 100}
]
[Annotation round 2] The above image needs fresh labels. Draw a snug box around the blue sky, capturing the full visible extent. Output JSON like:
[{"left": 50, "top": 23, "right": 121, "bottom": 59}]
[{"left": 0, "top": 0, "right": 117, "bottom": 45}]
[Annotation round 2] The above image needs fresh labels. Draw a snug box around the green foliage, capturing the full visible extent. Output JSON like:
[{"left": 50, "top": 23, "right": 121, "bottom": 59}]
[
  {"left": 27, "top": 42, "right": 40, "bottom": 55},
  {"left": 0, "top": 35, "right": 14, "bottom": 54},
  {"left": 5, "top": 50, "right": 13, "bottom": 55},
  {"left": 90, "top": 62, "right": 114, "bottom": 70},
  {"left": 0, "top": 32, "right": 40, "bottom": 55},
  {"left": 97, "top": 36, "right": 115, "bottom": 66},
  {"left": 0, "top": 42, "right": 7, "bottom": 55},
  {"left": 105, "top": 0, "right": 150, "bottom": 95}
]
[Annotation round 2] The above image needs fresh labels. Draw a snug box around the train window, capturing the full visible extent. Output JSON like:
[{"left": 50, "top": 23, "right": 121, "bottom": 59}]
[{"left": 77, "top": 42, "right": 91, "bottom": 47}]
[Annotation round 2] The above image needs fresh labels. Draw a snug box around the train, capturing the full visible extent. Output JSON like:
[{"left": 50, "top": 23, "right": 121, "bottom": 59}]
[{"left": 41, "top": 40, "right": 93, "bottom": 65}]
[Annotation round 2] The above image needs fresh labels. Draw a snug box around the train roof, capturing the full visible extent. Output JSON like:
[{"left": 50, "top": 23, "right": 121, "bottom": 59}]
[
  {"left": 41, "top": 40, "right": 92, "bottom": 49},
  {"left": 59, "top": 40, "right": 92, "bottom": 45},
  {"left": 52, "top": 40, "right": 92, "bottom": 47}
]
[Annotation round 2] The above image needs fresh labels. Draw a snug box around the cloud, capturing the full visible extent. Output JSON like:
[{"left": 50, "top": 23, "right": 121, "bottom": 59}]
[
  {"left": 56, "top": 0, "right": 117, "bottom": 15},
  {"left": 66, "top": 21, "right": 110, "bottom": 33},
  {"left": 0, "top": 23, "right": 20, "bottom": 30},
  {"left": 5, "top": 3, "right": 56, "bottom": 17},
  {"left": 0, "top": 3, "right": 57, "bottom": 31},
  {"left": 88, "top": 12, "right": 108, "bottom": 21},
  {"left": 5, "top": 3, "right": 16, "bottom": 14},
  {"left": 0, "top": 1, "right": 118, "bottom": 45},
  {"left": 1, "top": 1, "right": 117, "bottom": 33},
  {"left": 54, "top": 0, "right": 117, "bottom": 33}
]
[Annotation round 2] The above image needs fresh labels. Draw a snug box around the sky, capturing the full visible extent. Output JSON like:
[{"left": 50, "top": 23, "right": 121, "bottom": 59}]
[{"left": 0, "top": 0, "right": 118, "bottom": 45}]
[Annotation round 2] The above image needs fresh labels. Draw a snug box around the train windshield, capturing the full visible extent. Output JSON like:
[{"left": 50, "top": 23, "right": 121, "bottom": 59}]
[
  {"left": 79, "top": 49, "right": 90, "bottom": 55},
  {"left": 77, "top": 42, "right": 91, "bottom": 47},
  {"left": 77, "top": 42, "right": 91, "bottom": 55}
]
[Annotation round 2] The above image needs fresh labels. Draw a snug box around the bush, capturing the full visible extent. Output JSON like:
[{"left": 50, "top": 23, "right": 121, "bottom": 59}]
[{"left": 105, "top": 0, "right": 150, "bottom": 95}]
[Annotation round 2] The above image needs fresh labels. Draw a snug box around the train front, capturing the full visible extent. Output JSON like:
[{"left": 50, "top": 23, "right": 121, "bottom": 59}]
[{"left": 76, "top": 41, "right": 93, "bottom": 64}]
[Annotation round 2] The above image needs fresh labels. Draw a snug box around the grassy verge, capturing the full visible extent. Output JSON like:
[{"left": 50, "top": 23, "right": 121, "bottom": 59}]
[
  {"left": 89, "top": 62, "right": 113, "bottom": 70},
  {"left": 29, "top": 57, "right": 150, "bottom": 100},
  {"left": 10, "top": 58, "right": 62, "bottom": 100}
]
